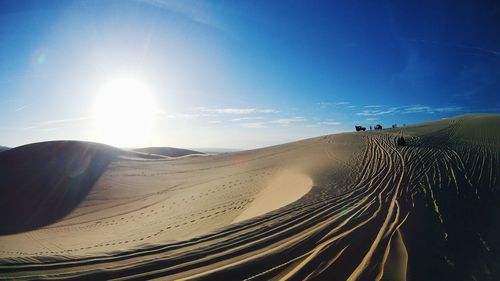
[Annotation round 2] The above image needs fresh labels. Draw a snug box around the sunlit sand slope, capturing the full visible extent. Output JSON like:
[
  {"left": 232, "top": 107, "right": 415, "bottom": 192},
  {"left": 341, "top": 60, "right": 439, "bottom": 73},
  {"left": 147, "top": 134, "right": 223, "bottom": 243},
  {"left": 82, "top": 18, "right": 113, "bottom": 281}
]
[{"left": 1, "top": 114, "right": 499, "bottom": 280}]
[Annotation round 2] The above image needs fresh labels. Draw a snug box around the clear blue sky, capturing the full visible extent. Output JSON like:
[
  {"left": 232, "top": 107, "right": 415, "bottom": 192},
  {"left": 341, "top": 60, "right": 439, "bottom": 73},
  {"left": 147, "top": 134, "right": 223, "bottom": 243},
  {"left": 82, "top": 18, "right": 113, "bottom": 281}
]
[{"left": 0, "top": 0, "right": 499, "bottom": 149}]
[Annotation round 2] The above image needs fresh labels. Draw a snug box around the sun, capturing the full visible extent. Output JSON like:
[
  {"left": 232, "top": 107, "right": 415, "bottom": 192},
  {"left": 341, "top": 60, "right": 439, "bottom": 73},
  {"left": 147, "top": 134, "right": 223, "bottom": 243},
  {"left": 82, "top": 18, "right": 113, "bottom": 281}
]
[{"left": 92, "top": 76, "right": 157, "bottom": 148}]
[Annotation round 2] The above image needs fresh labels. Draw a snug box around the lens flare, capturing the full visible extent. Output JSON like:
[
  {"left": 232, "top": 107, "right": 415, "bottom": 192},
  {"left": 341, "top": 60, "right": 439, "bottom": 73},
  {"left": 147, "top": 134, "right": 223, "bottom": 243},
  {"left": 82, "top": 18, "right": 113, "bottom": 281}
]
[{"left": 37, "top": 53, "right": 46, "bottom": 65}]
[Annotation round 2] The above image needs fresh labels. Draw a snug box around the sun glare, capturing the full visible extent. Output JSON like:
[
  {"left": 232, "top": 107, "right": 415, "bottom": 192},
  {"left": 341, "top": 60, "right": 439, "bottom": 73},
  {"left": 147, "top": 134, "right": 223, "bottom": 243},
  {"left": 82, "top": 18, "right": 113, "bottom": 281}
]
[{"left": 93, "top": 76, "right": 156, "bottom": 148}]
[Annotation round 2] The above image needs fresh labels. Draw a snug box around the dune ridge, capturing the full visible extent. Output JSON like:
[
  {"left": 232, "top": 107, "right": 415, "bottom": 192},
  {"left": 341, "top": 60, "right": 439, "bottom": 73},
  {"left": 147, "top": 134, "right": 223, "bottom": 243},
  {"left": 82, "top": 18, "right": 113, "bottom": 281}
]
[
  {"left": 0, "top": 114, "right": 499, "bottom": 280},
  {"left": 131, "top": 147, "right": 204, "bottom": 158}
]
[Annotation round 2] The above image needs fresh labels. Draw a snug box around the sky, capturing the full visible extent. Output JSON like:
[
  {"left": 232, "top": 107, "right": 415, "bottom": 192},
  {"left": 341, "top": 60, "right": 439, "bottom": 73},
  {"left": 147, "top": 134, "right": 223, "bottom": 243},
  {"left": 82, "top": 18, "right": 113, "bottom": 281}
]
[{"left": 0, "top": 0, "right": 499, "bottom": 149}]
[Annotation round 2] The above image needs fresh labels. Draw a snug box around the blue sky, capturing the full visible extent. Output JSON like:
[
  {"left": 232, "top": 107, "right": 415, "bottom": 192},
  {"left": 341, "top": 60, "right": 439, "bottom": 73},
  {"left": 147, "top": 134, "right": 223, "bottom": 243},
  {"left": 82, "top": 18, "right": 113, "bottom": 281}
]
[{"left": 0, "top": 0, "right": 499, "bottom": 149}]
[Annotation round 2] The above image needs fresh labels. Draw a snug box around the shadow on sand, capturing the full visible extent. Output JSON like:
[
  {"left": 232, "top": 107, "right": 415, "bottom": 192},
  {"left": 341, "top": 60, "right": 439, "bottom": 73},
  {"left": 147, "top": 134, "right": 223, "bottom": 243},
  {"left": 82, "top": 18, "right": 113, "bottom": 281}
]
[{"left": 0, "top": 141, "right": 114, "bottom": 235}]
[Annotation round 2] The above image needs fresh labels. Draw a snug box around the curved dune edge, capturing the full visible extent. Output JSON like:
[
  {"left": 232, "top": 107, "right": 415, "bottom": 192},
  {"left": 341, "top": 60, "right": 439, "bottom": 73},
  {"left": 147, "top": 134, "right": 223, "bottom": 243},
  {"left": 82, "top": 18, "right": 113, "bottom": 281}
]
[
  {"left": 2, "top": 115, "right": 500, "bottom": 280},
  {"left": 232, "top": 171, "right": 312, "bottom": 224}
]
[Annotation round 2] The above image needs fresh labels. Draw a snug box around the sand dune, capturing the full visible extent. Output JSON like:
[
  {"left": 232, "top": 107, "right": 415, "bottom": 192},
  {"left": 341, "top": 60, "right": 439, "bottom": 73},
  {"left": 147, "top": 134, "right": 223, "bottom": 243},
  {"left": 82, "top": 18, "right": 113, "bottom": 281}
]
[
  {"left": 1, "top": 114, "right": 499, "bottom": 280},
  {"left": 232, "top": 171, "right": 312, "bottom": 223},
  {"left": 131, "top": 147, "right": 204, "bottom": 158}
]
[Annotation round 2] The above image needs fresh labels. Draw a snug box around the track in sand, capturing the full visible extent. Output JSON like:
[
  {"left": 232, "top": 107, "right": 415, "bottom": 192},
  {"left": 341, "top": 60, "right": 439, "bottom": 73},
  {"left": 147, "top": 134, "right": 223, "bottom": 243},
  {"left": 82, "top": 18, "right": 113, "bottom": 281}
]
[{"left": 1, "top": 114, "right": 499, "bottom": 280}]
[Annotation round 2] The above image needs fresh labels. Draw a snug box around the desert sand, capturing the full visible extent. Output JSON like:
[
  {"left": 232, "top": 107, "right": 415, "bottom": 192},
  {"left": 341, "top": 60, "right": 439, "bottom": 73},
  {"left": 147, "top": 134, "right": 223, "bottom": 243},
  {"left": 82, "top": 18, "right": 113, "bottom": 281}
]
[
  {"left": 0, "top": 114, "right": 499, "bottom": 280},
  {"left": 132, "top": 147, "right": 204, "bottom": 158}
]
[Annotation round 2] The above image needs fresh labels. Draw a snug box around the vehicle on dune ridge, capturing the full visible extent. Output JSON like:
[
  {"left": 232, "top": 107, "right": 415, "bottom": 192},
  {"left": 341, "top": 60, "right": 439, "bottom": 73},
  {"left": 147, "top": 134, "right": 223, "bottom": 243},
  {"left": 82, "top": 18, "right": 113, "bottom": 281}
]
[{"left": 355, "top": 126, "right": 366, "bottom": 132}]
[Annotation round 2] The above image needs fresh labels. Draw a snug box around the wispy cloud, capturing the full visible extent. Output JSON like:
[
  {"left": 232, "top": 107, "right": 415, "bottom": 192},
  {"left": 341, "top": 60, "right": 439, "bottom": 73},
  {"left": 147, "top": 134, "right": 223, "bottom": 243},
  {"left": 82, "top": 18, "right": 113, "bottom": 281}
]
[
  {"left": 0, "top": 125, "right": 38, "bottom": 131},
  {"left": 335, "top": 101, "right": 350, "bottom": 105},
  {"left": 39, "top": 116, "right": 91, "bottom": 125},
  {"left": 37, "top": 127, "right": 59, "bottom": 132},
  {"left": 316, "top": 101, "right": 351, "bottom": 107},
  {"left": 234, "top": 116, "right": 311, "bottom": 128},
  {"left": 318, "top": 121, "right": 341, "bottom": 126},
  {"left": 269, "top": 117, "right": 306, "bottom": 126},
  {"left": 356, "top": 104, "right": 464, "bottom": 116},
  {"left": 0, "top": 116, "right": 91, "bottom": 132},
  {"left": 15, "top": 105, "right": 29, "bottom": 112},
  {"left": 240, "top": 122, "right": 266, "bottom": 129},
  {"left": 356, "top": 107, "right": 399, "bottom": 116},
  {"left": 162, "top": 113, "right": 205, "bottom": 119},
  {"left": 402, "top": 105, "right": 464, "bottom": 114},
  {"left": 316, "top": 102, "right": 332, "bottom": 106},
  {"left": 407, "top": 38, "right": 500, "bottom": 58},
  {"left": 197, "top": 107, "right": 278, "bottom": 114},
  {"left": 230, "top": 116, "right": 265, "bottom": 122},
  {"left": 138, "top": 0, "right": 221, "bottom": 30}
]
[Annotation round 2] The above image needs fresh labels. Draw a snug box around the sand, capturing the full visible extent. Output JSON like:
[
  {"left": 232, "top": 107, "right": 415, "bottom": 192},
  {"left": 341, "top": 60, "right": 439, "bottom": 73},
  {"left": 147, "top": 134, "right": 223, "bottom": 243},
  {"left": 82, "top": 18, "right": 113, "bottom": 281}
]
[
  {"left": 0, "top": 114, "right": 499, "bottom": 280},
  {"left": 232, "top": 171, "right": 312, "bottom": 223},
  {"left": 131, "top": 147, "right": 204, "bottom": 158}
]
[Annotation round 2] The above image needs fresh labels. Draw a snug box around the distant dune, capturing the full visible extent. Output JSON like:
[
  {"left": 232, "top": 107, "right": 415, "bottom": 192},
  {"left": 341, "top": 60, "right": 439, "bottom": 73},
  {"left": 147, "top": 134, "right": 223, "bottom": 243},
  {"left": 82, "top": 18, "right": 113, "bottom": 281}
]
[
  {"left": 1, "top": 114, "right": 499, "bottom": 280},
  {"left": 0, "top": 146, "right": 9, "bottom": 152},
  {"left": 193, "top": 147, "right": 242, "bottom": 154},
  {"left": 0, "top": 141, "right": 189, "bottom": 235},
  {"left": 132, "top": 147, "right": 203, "bottom": 157}
]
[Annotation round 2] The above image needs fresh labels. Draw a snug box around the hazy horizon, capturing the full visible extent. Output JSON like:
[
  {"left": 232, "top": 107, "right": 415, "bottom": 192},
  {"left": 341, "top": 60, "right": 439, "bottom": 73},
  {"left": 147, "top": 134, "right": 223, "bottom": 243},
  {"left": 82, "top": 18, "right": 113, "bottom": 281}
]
[
  {"left": 0, "top": 113, "right": 492, "bottom": 151},
  {"left": 1, "top": 1, "right": 499, "bottom": 149}
]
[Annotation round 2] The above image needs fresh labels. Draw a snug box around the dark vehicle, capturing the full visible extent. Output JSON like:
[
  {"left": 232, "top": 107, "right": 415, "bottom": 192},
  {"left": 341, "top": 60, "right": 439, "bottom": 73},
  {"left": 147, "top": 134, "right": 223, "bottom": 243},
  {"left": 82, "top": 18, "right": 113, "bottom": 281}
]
[
  {"left": 397, "top": 136, "right": 406, "bottom": 146},
  {"left": 374, "top": 124, "right": 383, "bottom": 130},
  {"left": 355, "top": 126, "right": 366, "bottom": 131}
]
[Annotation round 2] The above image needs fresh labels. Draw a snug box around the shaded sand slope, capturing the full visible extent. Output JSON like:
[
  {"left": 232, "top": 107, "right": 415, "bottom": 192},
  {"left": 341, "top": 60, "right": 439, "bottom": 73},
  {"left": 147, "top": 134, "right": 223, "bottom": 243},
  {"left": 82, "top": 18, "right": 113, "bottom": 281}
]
[
  {"left": 1, "top": 114, "right": 500, "bottom": 280},
  {"left": 0, "top": 141, "right": 115, "bottom": 234},
  {"left": 0, "top": 141, "right": 191, "bottom": 235}
]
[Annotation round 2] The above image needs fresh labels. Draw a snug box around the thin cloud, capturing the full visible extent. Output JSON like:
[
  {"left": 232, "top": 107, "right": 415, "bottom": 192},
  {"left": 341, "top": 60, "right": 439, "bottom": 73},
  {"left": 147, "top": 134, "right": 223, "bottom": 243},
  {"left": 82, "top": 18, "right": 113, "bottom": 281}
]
[
  {"left": 356, "top": 107, "right": 399, "bottom": 116},
  {"left": 403, "top": 106, "right": 431, "bottom": 113},
  {"left": 316, "top": 101, "right": 351, "bottom": 107},
  {"left": 335, "top": 101, "right": 350, "bottom": 105},
  {"left": 36, "top": 127, "right": 59, "bottom": 132},
  {"left": 402, "top": 105, "right": 464, "bottom": 114},
  {"left": 316, "top": 102, "right": 332, "bottom": 106},
  {"left": 163, "top": 113, "right": 204, "bottom": 119},
  {"left": 407, "top": 38, "right": 500, "bottom": 58},
  {"left": 357, "top": 104, "right": 464, "bottom": 116},
  {"left": 240, "top": 122, "right": 266, "bottom": 129},
  {"left": 318, "top": 121, "right": 341, "bottom": 126},
  {"left": 138, "top": 0, "right": 222, "bottom": 30},
  {"left": 0, "top": 117, "right": 92, "bottom": 131},
  {"left": 269, "top": 117, "right": 306, "bottom": 126},
  {"left": 0, "top": 125, "right": 38, "bottom": 131},
  {"left": 230, "top": 116, "right": 266, "bottom": 122},
  {"left": 15, "top": 105, "right": 29, "bottom": 112},
  {"left": 198, "top": 107, "right": 278, "bottom": 114},
  {"left": 39, "top": 116, "right": 91, "bottom": 125},
  {"left": 0, "top": 116, "right": 91, "bottom": 132}
]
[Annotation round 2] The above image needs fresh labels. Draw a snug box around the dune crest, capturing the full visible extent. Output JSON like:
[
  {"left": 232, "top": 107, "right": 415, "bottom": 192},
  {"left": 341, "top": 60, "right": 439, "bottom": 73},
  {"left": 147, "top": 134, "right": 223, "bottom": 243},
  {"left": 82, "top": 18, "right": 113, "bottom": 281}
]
[
  {"left": 232, "top": 171, "right": 312, "bottom": 223},
  {"left": 1, "top": 114, "right": 500, "bottom": 280}
]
